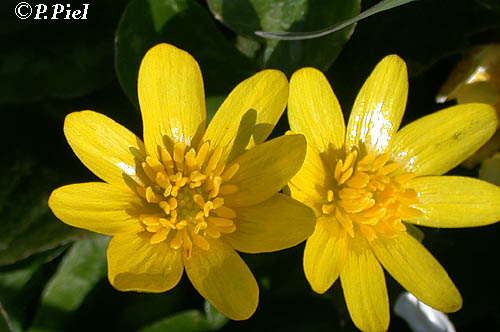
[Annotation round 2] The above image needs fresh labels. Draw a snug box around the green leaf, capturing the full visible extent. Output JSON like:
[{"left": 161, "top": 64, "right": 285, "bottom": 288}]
[
  {"left": 0, "top": 265, "right": 40, "bottom": 332},
  {"left": 0, "top": 154, "right": 83, "bottom": 266},
  {"left": 206, "top": 95, "right": 226, "bottom": 123},
  {"left": 203, "top": 301, "right": 228, "bottom": 330},
  {"left": 27, "top": 236, "right": 109, "bottom": 332},
  {"left": 255, "top": 0, "right": 418, "bottom": 40},
  {"left": 139, "top": 302, "right": 228, "bottom": 332},
  {"left": 207, "top": 0, "right": 360, "bottom": 75},
  {"left": 0, "top": 303, "right": 14, "bottom": 332},
  {"left": 115, "top": 0, "right": 258, "bottom": 107}
]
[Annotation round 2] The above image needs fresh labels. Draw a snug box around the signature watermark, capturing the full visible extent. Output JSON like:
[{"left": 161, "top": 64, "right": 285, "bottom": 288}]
[{"left": 15, "top": 2, "right": 89, "bottom": 20}]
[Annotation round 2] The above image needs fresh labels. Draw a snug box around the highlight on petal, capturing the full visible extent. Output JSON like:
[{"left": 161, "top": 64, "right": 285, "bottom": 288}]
[
  {"left": 289, "top": 143, "right": 331, "bottom": 213},
  {"left": 49, "top": 183, "right": 144, "bottom": 235},
  {"left": 107, "top": 232, "right": 184, "bottom": 292},
  {"left": 185, "top": 238, "right": 258, "bottom": 320},
  {"left": 340, "top": 235, "right": 389, "bottom": 332},
  {"left": 345, "top": 55, "right": 408, "bottom": 155},
  {"left": 224, "top": 193, "right": 315, "bottom": 253},
  {"left": 408, "top": 176, "right": 500, "bottom": 228},
  {"left": 203, "top": 69, "right": 288, "bottom": 162},
  {"left": 223, "top": 134, "right": 307, "bottom": 207},
  {"left": 138, "top": 43, "right": 206, "bottom": 159},
  {"left": 303, "top": 216, "right": 348, "bottom": 294},
  {"left": 64, "top": 111, "right": 146, "bottom": 188},
  {"left": 288, "top": 67, "right": 345, "bottom": 154},
  {"left": 390, "top": 103, "right": 498, "bottom": 176},
  {"left": 371, "top": 232, "right": 462, "bottom": 313}
]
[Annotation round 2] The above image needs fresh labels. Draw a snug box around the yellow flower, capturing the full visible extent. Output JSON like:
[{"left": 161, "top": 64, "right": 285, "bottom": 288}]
[
  {"left": 287, "top": 55, "right": 500, "bottom": 331},
  {"left": 437, "top": 43, "right": 500, "bottom": 179},
  {"left": 48, "top": 43, "right": 315, "bottom": 320}
]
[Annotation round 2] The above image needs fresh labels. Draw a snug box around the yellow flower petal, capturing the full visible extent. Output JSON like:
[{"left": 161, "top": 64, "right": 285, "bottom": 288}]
[
  {"left": 224, "top": 193, "right": 315, "bottom": 253},
  {"left": 345, "top": 55, "right": 408, "bottom": 155},
  {"left": 303, "top": 216, "right": 348, "bottom": 294},
  {"left": 203, "top": 69, "right": 288, "bottom": 162},
  {"left": 340, "top": 235, "right": 389, "bottom": 332},
  {"left": 185, "top": 238, "right": 258, "bottom": 320},
  {"left": 138, "top": 43, "right": 206, "bottom": 159},
  {"left": 49, "top": 183, "right": 144, "bottom": 235},
  {"left": 371, "top": 232, "right": 462, "bottom": 312},
  {"left": 289, "top": 143, "right": 331, "bottom": 213},
  {"left": 288, "top": 67, "right": 345, "bottom": 154},
  {"left": 107, "top": 232, "right": 184, "bottom": 292},
  {"left": 390, "top": 103, "right": 498, "bottom": 176},
  {"left": 224, "top": 134, "right": 307, "bottom": 207},
  {"left": 408, "top": 176, "right": 500, "bottom": 227},
  {"left": 64, "top": 111, "right": 147, "bottom": 188}
]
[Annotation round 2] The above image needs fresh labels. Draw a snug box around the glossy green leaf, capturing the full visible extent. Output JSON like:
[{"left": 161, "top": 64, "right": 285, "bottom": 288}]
[
  {"left": 115, "top": 0, "right": 258, "bottom": 107},
  {"left": 207, "top": 0, "right": 360, "bottom": 75},
  {"left": 0, "top": 155, "right": 83, "bottom": 266},
  {"left": 256, "top": 0, "right": 418, "bottom": 40},
  {"left": 139, "top": 302, "right": 227, "bottom": 332},
  {"left": 27, "top": 236, "right": 109, "bottom": 332}
]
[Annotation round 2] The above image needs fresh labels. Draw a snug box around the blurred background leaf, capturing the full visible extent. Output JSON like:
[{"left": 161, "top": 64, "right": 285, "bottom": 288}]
[
  {"left": 207, "top": 0, "right": 360, "bottom": 75},
  {"left": 115, "top": 0, "right": 258, "bottom": 107},
  {"left": 27, "top": 236, "right": 109, "bottom": 332},
  {"left": 139, "top": 301, "right": 228, "bottom": 332},
  {"left": 0, "top": 153, "right": 84, "bottom": 266}
]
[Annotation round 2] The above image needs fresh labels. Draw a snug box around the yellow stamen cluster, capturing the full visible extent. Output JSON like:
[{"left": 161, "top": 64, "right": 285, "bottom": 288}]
[
  {"left": 322, "top": 151, "right": 422, "bottom": 241},
  {"left": 135, "top": 141, "right": 239, "bottom": 259}
]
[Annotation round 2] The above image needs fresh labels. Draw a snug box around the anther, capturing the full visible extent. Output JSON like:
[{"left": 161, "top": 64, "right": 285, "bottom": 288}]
[
  {"left": 221, "top": 163, "right": 240, "bottom": 182},
  {"left": 338, "top": 168, "right": 354, "bottom": 185},
  {"left": 173, "top": 142, "right": 185, "bottom": 172},
  {"left": 219, "top": 184, "right": 239, "bottom": 195}
]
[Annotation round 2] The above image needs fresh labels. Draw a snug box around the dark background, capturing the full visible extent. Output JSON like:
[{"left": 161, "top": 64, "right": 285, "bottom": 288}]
[{"left": 1, "top": 0, "right": 500, "bottom": 331}]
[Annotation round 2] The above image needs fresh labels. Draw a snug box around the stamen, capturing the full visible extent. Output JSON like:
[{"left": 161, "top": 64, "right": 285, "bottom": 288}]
[
  {"left": 133, "top": 140, "right": 237, "bottom": 257},
  {"left": 206, "top": 147, "right": 222, "bottom": 173},
  {"left": 345, "top": 172, "right": 370, "bottom": 188},
  {"left": 214, "top": 205, "right": 237, "bottom": 218},
  {"left": 338, "top": 168, "right": 353, "bottom": 185},
  {"left": 146, "top": 187, "right": 162, "bottom": 203},
  {"left": 379, "top": 162, "right": 399, "bottom": 175},
  {"left": 372, "top": 154, "right": 389, "bottom": 171},
  {"left": 207, "top": 217, "right": 235, "bottom": 227},
  {"left": 173, "top": 142, "right": 185, "bottom": 172},
  {"left": 219, "top": 184, "right": 239, "bottom": 195},
  {"left": 321, "top": 150, "right": 422, "bottom": 242},
  {"left": 150, "top": 228, "right": 170, "bottom": 244},
  {"left": 334, "top": 160, "right": 343, "bottom": 181},
  {"left": 146, "top": 156, "right": 164, "bottom": 172},
  {"left": 221, "top": 163, "right": 240, "bottom": 182},
  {"left": 342, "top": 151, "right": 357, "bottom": 172},
  {"left": 161, "top": 147, "right": 174, "bottom": 171}
]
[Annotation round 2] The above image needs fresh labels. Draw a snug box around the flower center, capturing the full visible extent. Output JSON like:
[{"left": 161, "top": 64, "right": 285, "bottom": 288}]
[
  {"left": 135, "top": 141, "right": 239, "bottom": 259},
  {"left": 321, "top": 150, "right": 422, "bottom": 241}
]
